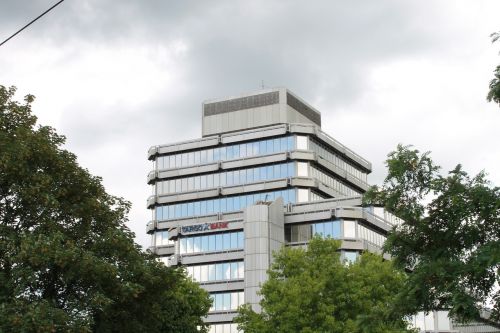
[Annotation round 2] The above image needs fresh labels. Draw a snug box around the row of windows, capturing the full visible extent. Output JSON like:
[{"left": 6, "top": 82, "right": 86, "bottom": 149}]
[
  {"left": 186, "top": 261, "right": 244, "bottom": 282},
  {"left": 179, "top": 231, "right": 244, "bottom": 255},
  {"left": 358, "top": 223, "right": 386, "bottom": 247},
  {"left": 309, "top": 138, "right": 368, "bottom": 182},
  {"left": 155, "top": 189, "right": 297, "bottom": 220},
  {"left": 156, "top": 136, "right": 295, "bottom": 170},
  {"left": 210, "top": 291, "right": 244, "bottom": 312},
  {"left": 153, "top": 230, "right": 174, "bottom": 246},
  {"left": 285, "top": 219, "right": 358, "bottom": 242},
  {"left": 286, "top": 220, "right": 341, "bottom": 242},
  {"left": 156, "top": 162, "right": 295, "bottom": 195},
  {"left": 208, "top": 323, "right": 240, "bottom": 333},
  {"left": 310, "top": 166, "right": 362, "bottom": 197},
  {"left": 285, "top": 220, "right": 386, "bottom": 248}
]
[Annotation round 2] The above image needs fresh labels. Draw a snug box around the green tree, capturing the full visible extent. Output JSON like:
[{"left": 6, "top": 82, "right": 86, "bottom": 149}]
[
  {"left": 235, "top": 237, "right": 414, "bottom": 333},
  {"left": 487, "top": 31, "right": 500, "bottom": 106},
  {"left": 0, "top": 85, "right": 211, "bottom": 332},
  {"left": 364, "top": 144, "right": 500, "bottom": 323}
]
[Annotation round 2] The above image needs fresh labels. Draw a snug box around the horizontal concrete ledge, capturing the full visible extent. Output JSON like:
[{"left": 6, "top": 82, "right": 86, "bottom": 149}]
[
  {"left": 180, "top": 250, "right": 244, "bottom": 265},
  {"left": 200, "top": 280, "right": 244, "bottom": 293},
  {"left": 204, "top": 312, "right": 238, "bottom": 324}
]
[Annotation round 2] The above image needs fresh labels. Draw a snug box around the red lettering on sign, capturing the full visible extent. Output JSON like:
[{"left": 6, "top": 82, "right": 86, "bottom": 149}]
[{"left": 209, "top": 222, "right": 229, "bottom": 230}]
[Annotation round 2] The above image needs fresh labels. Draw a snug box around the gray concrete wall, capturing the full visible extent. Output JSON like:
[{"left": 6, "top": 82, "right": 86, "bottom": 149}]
[{"left": 243, "top": 197, "right": 284, "bottom": 312}]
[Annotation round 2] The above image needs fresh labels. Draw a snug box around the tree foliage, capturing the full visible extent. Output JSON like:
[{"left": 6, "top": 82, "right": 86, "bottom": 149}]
[
  {"left": 364, "top": 144, "right": 500, "bottom": 323},
  {"left": 0, "top": 85, "right": 211, "bottom": 332},
  {"left": 487, "top": 31, "right": 500, "bottom": 106},
  {"left": 235, "top": 237, "right": 414, "bottom": 333}
]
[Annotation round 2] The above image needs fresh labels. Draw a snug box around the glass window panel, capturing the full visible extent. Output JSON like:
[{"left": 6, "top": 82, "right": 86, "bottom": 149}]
[
  {"left": 227, "top": 197, "right": 234, "bottom": 211},
  {"left": 201, "top": 265, "right": 208, "bottom": 281},
  {"left": 208, "top": 235, "right": 215, "bottom": 251},
  {"left": 180, "top": 238, "right": 186, "bottom": 254},
  {"left": 202, "top": 235, "right": 209, "bottom": 252},
  {"left": 226, "top": 145, "right": 233, "bottom": 160},
  {"left": 216, "top": 294, "right": 223, "bottom": 311},
  {"left": 193, "top": 265, "right": 201, "bottom": 281},
  {"left": 266, "top": 139, "right": 273, "bottom": 153},
  {"left": 207, "top": 149, "right": 214, "bottom": 162},
  {"left": 246, "top": 143, "right": 253, "bottom": 156},
  {"left": 213, "top": 148, "right": 220, "bottom": 161},
  {"left": 200, "top": 175, "right": 207, "bottom": 189},
  {"left": 215, "top": 234, "right": 223, "bottom": 251},
  {"left": 274, "top": 164, "right": 281, "bottom": 178},
  {"left": 230, "top": 232, "right": 238, "bottom": 249},
  {"left": 222, "top": 263, "right": 230, "bottom": 280},
  {"left": 214, "top": 173, "right": 219, "bottom": 187},
  {"left": 188, "top": 152, "right": 195, "bottom": 165},
  {"left": 239, "top": 292, "right": 244, "bottom": 306},
  {"left": 223, "top": 233, "right": 230, "bottom": 250},
  {"left": 288, "top": 162, "right": 295, "bottom": 177},
  {"left": 194, "top": 202, "right": 200, "bottom": 216},
  {"left": 175, "top": 204, "right": 181, "bottom": 218},
  {"left": 231, "top": 292, "right": 239, "bottom": 311},
  {"left": 315, "top": 222, "right": 324, "bottom": 236},
  {"left": 289, "top": 189, "right": 296, "bottom": 203},
  {"left": 238, "top": 262, "right": 244, "bottom": 278},
  {"left": 344, "top": 220, "right": 356, "bottom": 238},
  {"left": 187, "top": 203, "right": 194, "bottom": 216},
  {"left": 219, "top": 172, "right": 226, "bottom": 186},
  {"left": 234, "top": 197, "right": 241, "bottom": 210},
  {"left": 194, "top": 151, "right": 200, "bottom": 165},
  {"left": 207, "top": 174, "right": 213, "bottom": 188},
  {"left": 220, "top": 198, "right": 227, "bottom": 212},
  {"left": 247, "top": 168, "right": 254, "bottom": 183},
  {"left": 200, "top": 200, "right": 207, "bottom": 215},
  {"left": 169, "top": 180, "right": 175, "bottom": 193},
  {"left": 238, "top": 232, "right": 244, "bottom": 248},
  {"left": 216, "top": 264, "right": 223, "bottom": 280},
  {"left": 223, "top": 293, "right": 231, "bottom": 310},
  {"left": 156, "top": 207, "right": 163, "bottom": 220},
  {"left": 281, "top": 164, "right": 287, "bottom": 177},
  {"left": 201, "top": 150, "right": 207, "bottom": 164},
  {"left": 239, "top": 169, "right": 246, "bottom": 184},
  {"left": 231, "top": 262, "right": 238, "bottom": 279},
  {"left": 259, "top": 140, "right": 266, "bottom": 154},
  {"left": 240, "top": 144, "right": 247, "bottom": 158},
  {"left": 332, "top": 220, "right": 341, "bottom": 238},
  {"left": 233, "top": 145, "right": 240, "bottom": 159},
  {"left": 253, "top": 167, "right": 260, "bottom": 182},
  {"left": 214, "top": 199, "right": 220, "bottom": 213},
  {"left": 324, "top": 221, "right": 333, "bottom": 238},
  {"left": 208, "top": 264, "right": 215, "bottom": 281},
  {"left": 168, "top": 155, "right": 174, "bottom": 168},
  {"left": 175, "top": 154, "right": 181, "bottom": 167},
  {"left": 252, "top": 142, "right": 259, "bottom": 156},
  {"left": 266, "top": 165, "right": 273, "bottom": 179},
  {"left": 206, "top": 200, "right": 214, "bottom": 214},
  {"left": 181, "top": 203, "right": 188, "bottom": 217},
  {"left": 181, "top": 153, "right": 188, "bottom": 167},
  {"left": 193, "top": 237, "right": 201, "bottom": 253},
  {"left": 226, "top": 171, "right": 233, "bottom": 186},
  {"left": 219, "top": 147, "right": 227, "bottom": 161},
  {"left": 186, "top": 237, "right": 193, "bottom": 254},
  {"left": 344, "top": 251, "right": 358, "bottom": 263},
  {"left": 273, "top": 138, "right": 280, "bottom": 152}
]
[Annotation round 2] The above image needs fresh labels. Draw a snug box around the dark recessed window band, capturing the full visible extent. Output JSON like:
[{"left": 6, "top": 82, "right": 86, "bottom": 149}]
[
  {"left": 286, "top": 92, "right": 321, "bottom": 126},
  {"left": 203, "top": 91, "right": 279, "bottom": 116}
]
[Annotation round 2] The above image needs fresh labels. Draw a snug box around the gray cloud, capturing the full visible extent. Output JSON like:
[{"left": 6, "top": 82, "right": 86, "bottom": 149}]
[{"left": 1, "top": 0, "right": 499, "bottom": 248}]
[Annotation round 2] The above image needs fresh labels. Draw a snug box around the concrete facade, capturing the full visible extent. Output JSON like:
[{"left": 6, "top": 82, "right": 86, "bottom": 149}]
[{"left": 146, "top": 88, "right": 499, "bottom": 333}]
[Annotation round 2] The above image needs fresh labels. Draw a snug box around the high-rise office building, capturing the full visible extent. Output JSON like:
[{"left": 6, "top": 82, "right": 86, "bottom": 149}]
[{"left": 146, "top": 88, "right": 498, "bottom": 333}]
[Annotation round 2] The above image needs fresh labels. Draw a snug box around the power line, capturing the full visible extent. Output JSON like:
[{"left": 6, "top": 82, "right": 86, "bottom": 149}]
[{"left": 0, "top": 0, "right": 66, "bottom": 48}]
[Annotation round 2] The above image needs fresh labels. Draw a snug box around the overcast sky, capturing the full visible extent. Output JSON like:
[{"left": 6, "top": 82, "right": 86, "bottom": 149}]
[{"left": 1, "top": 0, "right": 499, "bottom": 248}]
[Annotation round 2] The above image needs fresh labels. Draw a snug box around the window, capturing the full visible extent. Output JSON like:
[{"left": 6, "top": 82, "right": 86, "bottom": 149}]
[{"left": 209, "top": 291, "right": 244, "bottom": 312}]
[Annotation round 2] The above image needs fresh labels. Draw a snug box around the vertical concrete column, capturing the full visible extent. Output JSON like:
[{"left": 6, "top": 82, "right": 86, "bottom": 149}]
[{"left": 243, "top": 197, "right": 284, "bottom": 312}]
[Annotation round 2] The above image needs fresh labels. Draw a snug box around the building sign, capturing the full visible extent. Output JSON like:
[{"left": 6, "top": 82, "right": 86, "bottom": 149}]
[{"left": 181, "top": 222, "right": 229, "bottom": 234}]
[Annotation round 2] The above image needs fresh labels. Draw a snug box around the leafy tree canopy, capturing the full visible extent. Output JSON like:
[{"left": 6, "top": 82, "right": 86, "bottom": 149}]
[
  {"left": 235, "top": 237, "right": 414, "bottom": 333},
  {"left": 364, "top": 144, "right": 500, "bottom": 323},
  {"left": 0, "top": 85, "right": 211, "bottom": 332},
  {"left": 487, "top": 31, "right": 500, "bottom": 106}
]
